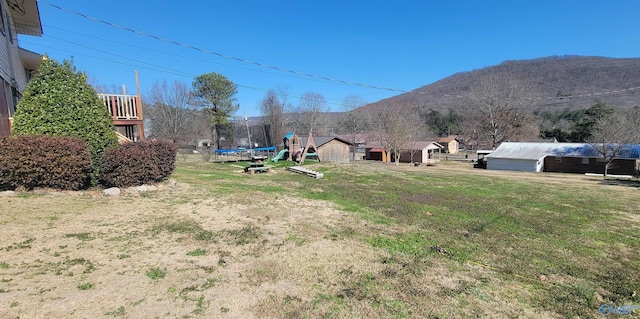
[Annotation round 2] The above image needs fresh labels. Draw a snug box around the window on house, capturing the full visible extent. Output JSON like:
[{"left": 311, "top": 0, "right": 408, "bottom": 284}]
[
  {"left": 581, "top": 157, "right": 589, "bottom": 165},
  {"left": 555, "top": 157, "right": 562, "bottom": 163}
]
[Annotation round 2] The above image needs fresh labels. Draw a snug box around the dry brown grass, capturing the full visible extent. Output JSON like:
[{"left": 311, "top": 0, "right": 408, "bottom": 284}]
[{"left": 0, "top": 160, "right": 637, "bottom": 318}]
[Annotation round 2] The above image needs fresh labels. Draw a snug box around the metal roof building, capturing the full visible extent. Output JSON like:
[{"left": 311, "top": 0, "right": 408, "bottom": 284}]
[{"left": 486, "top": 142, "right": 640, "bottom": 172}]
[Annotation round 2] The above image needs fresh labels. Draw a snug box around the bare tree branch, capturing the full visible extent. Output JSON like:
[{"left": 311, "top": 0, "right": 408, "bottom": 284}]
[
  {"left": 144, "top": 80, "right": 208, "bottom": 146},
  {"left": 462, "top": 73, "right": 540, "bottom": 149},
  {"left": 589, "top": 106, "right": 640, "bottom": 176},
  {"left": 296, "top": 92, "right": 329, "bottom": 135}
]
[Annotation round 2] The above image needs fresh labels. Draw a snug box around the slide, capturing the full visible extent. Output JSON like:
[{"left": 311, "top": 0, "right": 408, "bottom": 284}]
[{"left": 271, "top": 149, "right": 288, "bottom": 162}]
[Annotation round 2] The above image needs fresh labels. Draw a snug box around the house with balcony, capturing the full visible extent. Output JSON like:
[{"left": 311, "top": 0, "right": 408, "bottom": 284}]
[
  {"left": 99, "top": 91, "right": 145, "bottom": 141},
  {"left": 0, "top": 1, "right": 144, "bottom": 142},
  {"left": 0, "top": 0, "right": 43, "bottom": 136}
]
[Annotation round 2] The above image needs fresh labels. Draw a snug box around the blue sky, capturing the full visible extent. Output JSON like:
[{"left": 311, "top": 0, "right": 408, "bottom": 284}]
[{"left": 19, "top": 0, "right": 640, "bottom": 116}]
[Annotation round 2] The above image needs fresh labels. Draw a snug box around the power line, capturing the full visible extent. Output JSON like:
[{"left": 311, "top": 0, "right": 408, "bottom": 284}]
[
  {"left": 33, "top": 1, "right": 640, "bottom": 108},
  {"left": 21, "top": 39, "right": 349, "bottom": 108},
  {"left": 37, "top": 0, "right": 409, "bottom": 93},
  {"left": 40, "top": 24, "right": 353, "bottom": 85}
]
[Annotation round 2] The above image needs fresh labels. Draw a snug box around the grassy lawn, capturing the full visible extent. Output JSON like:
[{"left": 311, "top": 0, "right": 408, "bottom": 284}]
[
  {"left": 1, "top": 158, "right": 638, "bottom": 318},
  {"left": 175, "top": 159, "right": 640, "bottom": 317}
]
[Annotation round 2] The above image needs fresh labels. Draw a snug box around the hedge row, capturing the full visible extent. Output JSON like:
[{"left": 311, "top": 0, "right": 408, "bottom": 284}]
[
  {"left": 0, "top": 136, "right": 177, "bottom": 190},
  {"left": 0, "top": 135, "right": 92, "bottom": 190},
  {"left": 99, "top": 140, "right": 177, "bottom": 188}
]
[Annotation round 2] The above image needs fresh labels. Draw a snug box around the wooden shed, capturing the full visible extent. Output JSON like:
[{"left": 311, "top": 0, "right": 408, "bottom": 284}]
[
  {"left": 396, "top": 141, "right": 443, "bottom": 163},
  {"left": 300, "top": 135, "right": 352, "bottom": 162},
  {"left": 365, "top": 141, "right": 443, "bottom": 164}
]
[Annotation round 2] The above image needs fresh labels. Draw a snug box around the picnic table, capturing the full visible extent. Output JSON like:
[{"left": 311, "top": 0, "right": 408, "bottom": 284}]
[
  {"left": 244, "top": 162, "right": 272, "bottom": 174},
  {"left": 251, "top": 155, "right": 268, "bottom": 162}
]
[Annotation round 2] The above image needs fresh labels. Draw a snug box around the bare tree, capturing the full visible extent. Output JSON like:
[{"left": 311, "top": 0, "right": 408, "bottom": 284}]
[
  {"left": 370, "top": 104, "right": 418, "bottom": 165},
  {"left": 341, "top": 95, "right": 367, "bottom": 162},
  {"left": 589, "top": 106, "right": 640, "bottom": 177},
  {"left": 92, "top": 83, "right": 122, "bottom": 95},
  {"left": 144, "top": 80, "right": 208, "bottom": 146},
  {"left": 463, "top": 73, "right": 540, "bottom": 149},
  {"left": 260, "top": 88, "right": 291, "bottom": 146},
  {"left": 296, "top": 92, "right": 328, "bottom": 135}
]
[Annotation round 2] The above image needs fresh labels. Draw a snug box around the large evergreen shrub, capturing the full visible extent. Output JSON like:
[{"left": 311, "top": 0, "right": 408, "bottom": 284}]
[
  {"left": 0, "top": 135, "right": 92, "bottom": 190},
  {"left": 11, "top": 57, "right": 119, "bottom": 184}
]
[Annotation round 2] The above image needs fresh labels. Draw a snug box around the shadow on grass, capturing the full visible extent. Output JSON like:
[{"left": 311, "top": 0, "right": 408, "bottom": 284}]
[{"left": 599, "top": 178, "right": 640, "bottom": 188}]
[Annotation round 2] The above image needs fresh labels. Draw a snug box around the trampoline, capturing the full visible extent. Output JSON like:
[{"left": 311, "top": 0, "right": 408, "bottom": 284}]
[{"left": 214, "top": 146, "right": 277, "bottom": 162}]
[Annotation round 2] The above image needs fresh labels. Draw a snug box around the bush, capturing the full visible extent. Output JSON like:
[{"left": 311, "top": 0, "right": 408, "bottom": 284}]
[
  {"left": 11, "top": 57, "right": 119, "bottom": 185},
  {"left": 0, "top": 135, "right": 92, "bottom": 190},
  {"left": 99, "top": 140, "right": 177, "bottom": 188}
]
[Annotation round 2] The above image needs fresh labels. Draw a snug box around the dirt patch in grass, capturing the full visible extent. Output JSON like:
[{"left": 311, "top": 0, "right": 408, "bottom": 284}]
[{"left": 0, "top": 181, "right": 383, "bottom": 318}]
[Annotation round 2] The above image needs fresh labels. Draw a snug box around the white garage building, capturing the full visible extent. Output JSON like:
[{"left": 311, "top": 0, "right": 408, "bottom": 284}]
[
  {"left": 485, "top": 142, "right": 590, "bottom": 172},
  {"left": 486, "top": 144, "right": 547, "bottom": 172}
]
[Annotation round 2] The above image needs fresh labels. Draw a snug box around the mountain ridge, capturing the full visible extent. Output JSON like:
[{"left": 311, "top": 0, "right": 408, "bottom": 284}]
[{"left": 362, "top": 55, "right": 640, "bottom": 114}]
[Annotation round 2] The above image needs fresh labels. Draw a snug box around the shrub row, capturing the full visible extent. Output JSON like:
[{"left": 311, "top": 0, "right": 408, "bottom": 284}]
[
  {"left": 0, "top": 136, "right": 177, "bottom": 190},
  {"left": 0, "top": 135, "right": 92, "bottom": 190},
  {"left": 99, "top": 140, "right": 177, "bottom": 188}
]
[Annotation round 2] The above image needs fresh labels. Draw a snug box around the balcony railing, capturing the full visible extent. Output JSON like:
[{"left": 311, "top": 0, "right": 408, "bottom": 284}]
[{"left": 99, "top": 94, "right": 141, "bottom": 120}]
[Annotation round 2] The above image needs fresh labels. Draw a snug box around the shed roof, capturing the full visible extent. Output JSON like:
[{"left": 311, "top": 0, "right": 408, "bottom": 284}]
[
  {"left": 403, "top": 141, "right": 444, "bottom": 151},
  {"left": 550, "top": 144, "right": 640, "bottom": 159},
  {"left": 436, "top": 135, "right": 459, "bottom": 143},
  {"left": 365, "top": 140, "right": 443, "bottom": 151},
  {"left": 486, "top": 142, "right": 586, "bottom": 160},
  {"left": 299, "top": 136, "right": 352, "bottom": 148},
  {"left": 487, "top": 142, "right": 640, "bottom": 160}
]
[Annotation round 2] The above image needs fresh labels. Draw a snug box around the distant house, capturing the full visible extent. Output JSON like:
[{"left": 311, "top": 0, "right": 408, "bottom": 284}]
[
  {"left": 397, "top": 141, "right": 444, "bottom": 163},
  {"left": 365, "top": 140, "right": 443, "bottom": 164},
  {"left": 437, "top": 135, "right": 461, "bottom": 154},
  {"left": 485, "top": 142, "right": 640, "bottom": 175},
  {"left": 544, "top": 144, "right": 640, "bottom": 176},
  {"left": 0, "top": 0, "right": 42, "bottom": 136}
]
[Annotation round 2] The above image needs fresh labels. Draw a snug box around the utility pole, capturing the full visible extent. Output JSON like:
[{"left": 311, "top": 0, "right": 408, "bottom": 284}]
[{"left": 245, "top": 113, "right": 252, "bottom": 150}]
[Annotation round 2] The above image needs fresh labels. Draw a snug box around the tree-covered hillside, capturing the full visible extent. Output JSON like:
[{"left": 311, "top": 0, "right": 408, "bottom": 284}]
[{"left": 364, "top": 55, "right": 640, "bottom": 114}]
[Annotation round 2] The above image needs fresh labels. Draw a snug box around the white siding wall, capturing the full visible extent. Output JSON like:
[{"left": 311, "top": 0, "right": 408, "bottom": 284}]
[
  {"left": 486, "top": 158, "right": 544, "bottom": 172},
  {"left": 0, "top": 2, "right": 11, "bottom": 85},
  {"left": 7, "top": 6, "right": 28, "bottom": 92}
]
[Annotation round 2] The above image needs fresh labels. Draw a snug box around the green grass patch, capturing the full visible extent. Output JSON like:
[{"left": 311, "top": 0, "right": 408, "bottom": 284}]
[
  {"left": 186, "top": 248, "right": 207, "bottom": 256},
  {"left": 150, "top": 219, "right": 217, "bottom": 242},
  {"left": 146, "top": 267, "right": 166, "bottom": 280},
  {"left": 224, "top": 226, "right": 261, "bottom": 245},
  {"left": 104, "top": 306, "right": 126, "bottom": 317},
  {"left": 64, "top": 233, "right": 93, "bottom": 241},
  {"left": 170, "top": 161, "right": 640, "bottom": 317},
  {"left": 4, "top": 238, "right": 35, "bottom": 251},
  {"left": 77, "top": 282, "right": 93, "bottom": 290}
]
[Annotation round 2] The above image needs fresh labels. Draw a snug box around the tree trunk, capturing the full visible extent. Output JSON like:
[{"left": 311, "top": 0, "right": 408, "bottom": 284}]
[
  {"left": 604, "top": 160, "right": 611, "bottom": 178},
  {"left": 211, "top": 126, "right": 218, "bottom": 151}
]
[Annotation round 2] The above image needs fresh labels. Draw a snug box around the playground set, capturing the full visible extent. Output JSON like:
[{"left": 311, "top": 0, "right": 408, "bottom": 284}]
[
  {"left": 216, "top": 132, "right": 323, "bottom": 178},
  {"left": 271, "top": 132, "right": 321, "bottom": 164}
]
